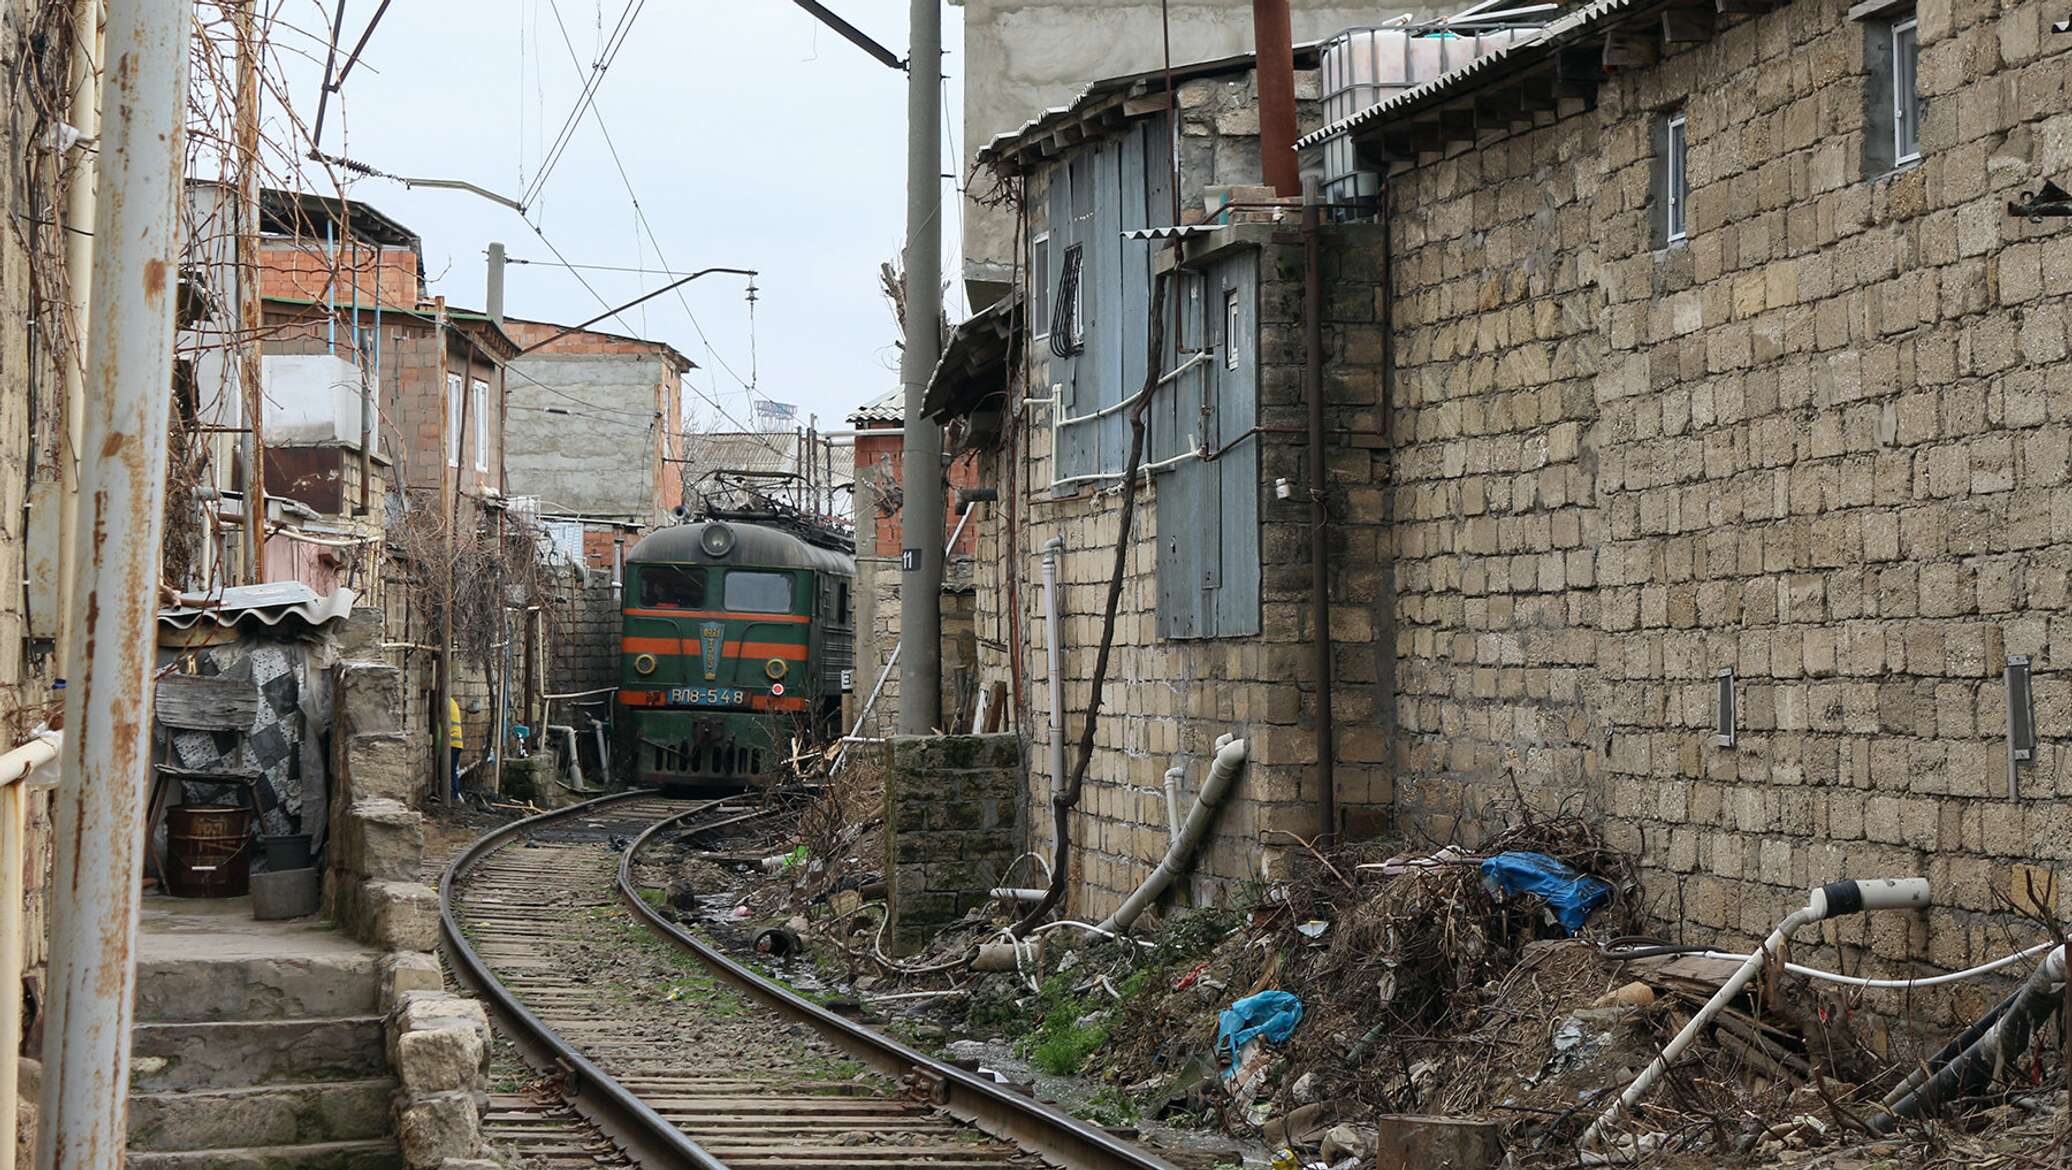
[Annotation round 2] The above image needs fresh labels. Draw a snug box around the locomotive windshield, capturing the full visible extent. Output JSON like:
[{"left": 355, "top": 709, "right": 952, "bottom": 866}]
[
  {"left": 639, "top": 565, "right": 707, "bottom": 609},
  {"left": 722, "top": 571, "right": 793, "bottom": 613}
]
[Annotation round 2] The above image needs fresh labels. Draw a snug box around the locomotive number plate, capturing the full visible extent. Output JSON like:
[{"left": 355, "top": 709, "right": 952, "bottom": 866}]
[{"left": 668, "top": 686, "right": 745, "bottom": 707}]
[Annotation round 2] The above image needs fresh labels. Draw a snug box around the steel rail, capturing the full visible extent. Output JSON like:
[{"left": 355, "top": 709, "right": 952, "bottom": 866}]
[
  {"left": 617, "top": 807, "right": 1182, "bottom": 1170},
  {"left": 439, "top": 792, "right": 731, "bottom": 1170}
]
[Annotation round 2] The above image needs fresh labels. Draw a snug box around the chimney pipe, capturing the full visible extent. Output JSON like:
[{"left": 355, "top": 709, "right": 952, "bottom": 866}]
[
  {"left": 1252, "top": 0, "right": 1300, "bottom": 197},
  {"left": 486, "top": 240, "right": 506, "bottom": 324}
]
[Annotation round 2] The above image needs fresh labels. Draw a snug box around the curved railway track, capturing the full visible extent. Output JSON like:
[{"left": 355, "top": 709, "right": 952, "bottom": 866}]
[{"left": 441, "top": 793, "right": 1179, "bottom": 1170}]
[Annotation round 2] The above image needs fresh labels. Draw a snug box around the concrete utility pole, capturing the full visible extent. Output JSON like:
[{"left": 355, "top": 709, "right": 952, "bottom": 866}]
[
  {"left": 433, "top": 297, "right": 455, "bottom": 803},
  {"left": 38, "top": 0, "right": 191, "bottom": 1163},
  {"left": 896, "top": 0, "right": 945, "bottom": 735},
  {"left": 236, "top": 0, "right": 266, "bottom": 582},
  {"left": 1252, "top": 0, "right": 1300, "bottom": 197}
]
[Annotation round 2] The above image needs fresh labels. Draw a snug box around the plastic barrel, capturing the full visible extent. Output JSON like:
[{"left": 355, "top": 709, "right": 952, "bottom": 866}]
[{"left": 165, "top": 805, "right": 254, "bottom": 898}]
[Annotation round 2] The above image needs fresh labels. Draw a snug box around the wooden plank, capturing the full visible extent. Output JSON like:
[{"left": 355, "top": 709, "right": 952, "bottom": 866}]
[{"left": 154, "top": 673, "right": 259, "bottom": 731}]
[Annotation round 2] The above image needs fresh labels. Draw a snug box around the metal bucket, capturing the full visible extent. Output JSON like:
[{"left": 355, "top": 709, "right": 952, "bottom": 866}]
[
  {"left": 165, "top": 805, "right": 253, "bottom": 898},
  {"left": 261, "top": 832, "right": 313, "bottom": 872}
]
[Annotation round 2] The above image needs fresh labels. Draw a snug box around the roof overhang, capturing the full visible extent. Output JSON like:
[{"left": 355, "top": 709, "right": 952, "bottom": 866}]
[{"left": 921, "top": 291, "right": 1022, "bottom": 447}]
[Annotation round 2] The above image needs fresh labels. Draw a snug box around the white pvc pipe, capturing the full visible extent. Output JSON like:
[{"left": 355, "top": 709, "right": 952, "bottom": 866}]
[
  {"left": 1160, "top": 766, "right": 1185, "bottom": 848},
  {"left": 40, "top": 3, "right": 190, "bottom": 1165},
  {"left": 547, "top": 724, "right": 588, "bottom": 791},
  {"left": 1580, "top": 878, "right": 1931, "bottom": 1152},
  {"left": 1687, "top": 940, "right": 2058, "bottom": 991},
  {"left": 0, "top": 732, "right": 62, "bottom": 789},
  {"left": 1040, "top": 538, "right": 1067, "bottom": 801},
  {"left": 1095, "top": 738, "right": 1248, "bottom": 935}
]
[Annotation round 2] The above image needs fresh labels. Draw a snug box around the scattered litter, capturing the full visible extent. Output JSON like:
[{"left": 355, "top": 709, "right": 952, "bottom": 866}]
[
  {"left": 1217, "top": 990, "right": 1305, "bottom": 1074},
  {"left": 1294, "top": 919, "right": 1330, "bottom": 940},
  {"left": 1477, "top": 851, "right": 1612, "bottom": 934}
]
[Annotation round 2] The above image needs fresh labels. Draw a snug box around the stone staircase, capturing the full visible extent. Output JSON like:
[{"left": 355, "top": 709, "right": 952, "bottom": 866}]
[{"left": 126, "top": 928, "right": 401, "bottom": 1169}]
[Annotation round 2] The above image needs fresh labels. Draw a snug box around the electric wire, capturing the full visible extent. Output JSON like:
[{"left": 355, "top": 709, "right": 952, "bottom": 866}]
[{"left": 524, "top": 0, "right": 644, "bottom": 208}]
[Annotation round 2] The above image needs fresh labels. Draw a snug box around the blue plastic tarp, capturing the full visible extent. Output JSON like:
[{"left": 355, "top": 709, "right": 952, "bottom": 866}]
[
  {"left": 1480, "top": 851, "right": 1613, "bottom": 935},
  {"left": 1216, "top": 989, "right": 1304, "bottom": 1076}
]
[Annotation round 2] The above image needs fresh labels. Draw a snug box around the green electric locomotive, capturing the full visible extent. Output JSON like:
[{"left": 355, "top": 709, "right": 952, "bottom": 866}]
[{"left": 618, "top": 518, "right": 855, "bottom": 791}]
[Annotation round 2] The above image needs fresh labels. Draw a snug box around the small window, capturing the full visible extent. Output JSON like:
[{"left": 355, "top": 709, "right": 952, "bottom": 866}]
[
  {"left": 1050, "top": 243, "right": 1085, "bottom": 358},
  {"left": 1892, "top": 18, "right": 1920, "bottom": 164},
  {"left": 836, "top": 581, "right": 852, "bottom": 624},
  {"left": 471, "top": 378, "right": 489, "bottom": 472},
  {"left": 446, "top": 373, "right": 463, "bottom": 466},
  {"left": 722, "top": 570, "right": 793, "bottom": 614},
  {"left": 1665, "top": 114, "right": 1688, "bottom": 243},
  {"left": 1031, "top": 232, "right": 1051, "bottom": 339},
  {"left": 638, "top": 565, "right": 706, "bottom": 609},
  {"left": 1223, "top": 287, "right": 1241, "bottom": 370}
]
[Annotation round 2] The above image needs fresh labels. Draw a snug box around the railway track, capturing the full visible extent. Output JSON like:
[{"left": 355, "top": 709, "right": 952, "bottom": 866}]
[{"left": 441, "top": 793, "right": 1179, "bottom": 1170}]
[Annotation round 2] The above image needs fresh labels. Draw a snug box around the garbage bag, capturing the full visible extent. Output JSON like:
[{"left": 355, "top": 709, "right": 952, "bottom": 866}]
[
  {"left": 1217, "top": 989, "right": 1304, "bottom": 1076},
  {"left": 1479, "top": 851, "right": 1612, "bottom": 934}
]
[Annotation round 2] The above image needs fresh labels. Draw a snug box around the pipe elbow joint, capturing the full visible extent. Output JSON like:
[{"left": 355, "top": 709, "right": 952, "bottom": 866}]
[{"left": 1809, "top": 877, "right": 1931, "bottom": 920}]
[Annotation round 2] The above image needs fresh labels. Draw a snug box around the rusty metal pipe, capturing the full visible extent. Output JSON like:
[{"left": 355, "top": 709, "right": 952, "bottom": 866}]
[
  {"left": 38, "top": 2, "right": 192, "bottom": 1166},
  {"left": 1252, "top": 0, "right": 1300, "bottom": 197}
]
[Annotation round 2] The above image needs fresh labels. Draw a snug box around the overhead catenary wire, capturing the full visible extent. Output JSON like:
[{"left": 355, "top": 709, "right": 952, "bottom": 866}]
[{"left": 524, "top": 0, "right": 645, "bottom": 209}]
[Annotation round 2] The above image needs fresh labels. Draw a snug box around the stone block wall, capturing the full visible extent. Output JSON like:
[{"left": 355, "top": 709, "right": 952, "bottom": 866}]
[
  {"left": 968, "top": 218, "right": 1393, "bottom": 921},
  {"left": 1382, "top": 0, "right": 2072, "bottom": 1018},
  {"left": 328, "top": 661, "right": 439, "bottom": 956},
  {"left": 883, "top": 734, "right": 1023, "bottom": 954},
  {"left": 549, "top": 565, "right": 618, "bottom": 701}
]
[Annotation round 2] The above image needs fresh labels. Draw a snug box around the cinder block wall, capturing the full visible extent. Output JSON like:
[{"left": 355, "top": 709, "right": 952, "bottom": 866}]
[
  {"left": 883, "top": 734, "right": 1023, "bottom": 954},
  {"left": 970, "top": 221, "right": 1393, "bottom": 921},
  {"left": 1384, "top": 0, "right": 2072, "bottom": 1017}
]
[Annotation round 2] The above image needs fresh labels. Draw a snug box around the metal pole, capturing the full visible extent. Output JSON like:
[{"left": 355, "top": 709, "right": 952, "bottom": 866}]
[
  {"left": 0, "top": 784, "right": 22, "bottom": 1170},
  {"left": 236, "top": 0, "right": 265, "bottom": 582},
  {"left": 56, "top": 0, "right": 103, "bottom": 684},
  {"left": 485, "top": 240, "right": 505, "bottom": 324},
  {"left": 38, "top": 2, "right": 191, "bottom": 1165},
  {"left": 897, "top": 0, "right": 944, "bottom": 736},
  {"left": 433, "top": 297, "right": 453, "bottom": 804},
  {"left": 1251, "top": 0, "right": 1300, "bottom": 197}
]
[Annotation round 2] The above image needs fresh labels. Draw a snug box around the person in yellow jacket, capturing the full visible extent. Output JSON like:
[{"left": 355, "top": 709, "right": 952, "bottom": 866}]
[{"left": 447, "top": 696, "right": 464, "bottom": 800}]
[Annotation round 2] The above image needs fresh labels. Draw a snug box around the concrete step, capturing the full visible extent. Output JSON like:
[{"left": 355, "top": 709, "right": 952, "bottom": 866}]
[
  {"left": 131, "top": 1017, "right": 388, "bottom": 1093},
  {"left": 126, "top": 1139, "right": 403, "bottom": 1170},
  {"left": 135, "top": 954, "right": 382, "bottom": 1023},
  {"left": 127, "top": 1079, "right": 396, "bottom": 1153}
]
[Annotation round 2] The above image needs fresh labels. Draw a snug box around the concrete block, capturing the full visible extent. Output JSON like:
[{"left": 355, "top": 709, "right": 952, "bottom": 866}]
[
  {"left": 397, "top": 1091, "right": 482, "bottom": 1170},
  {"left": 1374, "top": 1115, "right": 1502, "bottom": 1170},
  {"left": 346, "top": 735, "right": 422, "bottom": 805},
  {"left": 395, "top": 1026, "right": 486, "bottom": 1095},
  {"left": 380, "top": 952, "right": 445, "bottom": 1010},
  {"left": 131, "top": 1016, "right": 387, "bottom": 1093},
  {"left": 341, "top": 800, "right": 425, "bottom": 883},
  {"left": 358, "top": 881, "right": 439, "bottom": 953},
  {"left": 336, "top": 662, "right": 403, "bottom": 737},
  {"left": 250, "top": 867, "right": 321, "bottom": 921}
]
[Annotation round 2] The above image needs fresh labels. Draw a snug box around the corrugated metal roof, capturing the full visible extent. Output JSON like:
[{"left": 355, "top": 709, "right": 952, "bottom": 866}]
[
  {"left": 1294, "top": 0, "right": 1649, "bottom": 149},
  {"left": 1122, "top": 225, "right": 1224, "bottom": 241},
  {"left": 159, "top": 583, "right": 357, "bottom": 633},
  {"left": 848, "top": 387, "right": 905, "bottom": 425},
  {"left": 977, "top": 43, "right": 1323, "bottom": 173}
]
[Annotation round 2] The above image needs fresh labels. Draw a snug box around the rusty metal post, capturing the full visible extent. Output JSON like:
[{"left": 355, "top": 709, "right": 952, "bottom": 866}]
[
  {"left": 37, "top": 1, "right": 192, "bottom": 1165},
  {"left": 1252, "top": 0, "right": 1300, "bottom": 197}
]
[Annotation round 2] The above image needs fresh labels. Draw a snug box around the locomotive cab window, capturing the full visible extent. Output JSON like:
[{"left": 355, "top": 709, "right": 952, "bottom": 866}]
[
  {"left": 639, "top": 565, "right": 707, "bottom": 609},
  {"left": 723, "top": 571, "right": 793, "bottom": 614}
]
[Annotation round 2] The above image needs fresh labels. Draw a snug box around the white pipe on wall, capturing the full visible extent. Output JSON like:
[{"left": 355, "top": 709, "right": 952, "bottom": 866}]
[
  {"left": 1094, "top": 738, "right": 1248, "bottom": 936},
  {"left": 1040, "top": 538, "right": 1067, "bottom": 803}
]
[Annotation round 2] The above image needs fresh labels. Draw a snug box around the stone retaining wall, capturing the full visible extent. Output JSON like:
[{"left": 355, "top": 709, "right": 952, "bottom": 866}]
[{"left": 883, "top": 734, "right": 1023, "bottom": 954}]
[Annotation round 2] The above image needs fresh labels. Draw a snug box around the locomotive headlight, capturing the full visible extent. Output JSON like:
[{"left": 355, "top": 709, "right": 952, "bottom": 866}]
[
  {"left": 764, "top": 657, "right": 789, "bottom": 680},
  {"left": 699, "top": 523, "right": 735, "bottom": 558},
  {"left": 633, "top": 653, "right": 657, "bottom": 675}
]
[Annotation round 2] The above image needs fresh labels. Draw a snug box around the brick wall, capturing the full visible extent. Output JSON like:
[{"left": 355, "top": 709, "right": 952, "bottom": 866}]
[
  {"left": 259, "top": 242, "right": 418, "bottom": 309},
  {"left": 549, "top": 566, "right": 619, "bottom": 704},
  {"left": 968, "top": 220, "right": 1392, "bottom": 921},
  {"left": 883, "top": 734, "right": 1023, "bottom": 954},
  {"left": 1381, "top": 0, "right": 2072, "bottom": 1013}
]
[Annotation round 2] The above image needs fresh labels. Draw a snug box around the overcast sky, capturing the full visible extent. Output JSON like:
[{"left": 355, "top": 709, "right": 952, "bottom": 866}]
[{"left": 270, "top": 1, "right": 965, "bottom": 436}]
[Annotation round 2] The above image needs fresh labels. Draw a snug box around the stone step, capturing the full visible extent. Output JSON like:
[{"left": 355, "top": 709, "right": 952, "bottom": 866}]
[
  {"left": 131, "top": 1017, "right": 388, "bottom": 1093},
  {"left": 136, "top": 954, "right": 381, "bottom": 1023},
  {"left": 127, "top": 1079, "right": 397, "bottom": 1153},
  {"left": 126, "top": 1139, "right": 403, "bottom": 1170}
]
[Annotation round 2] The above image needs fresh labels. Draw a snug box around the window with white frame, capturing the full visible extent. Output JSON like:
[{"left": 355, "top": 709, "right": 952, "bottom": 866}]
[
  {"left": 1223, "top": 287, "right": 1241, "bottom": 370},
  {"left": 1031, "top": 231, "right": 1051, "bottom": 339},
  {"left": 446, "top": 372, "right": 462, "bottom": 466},
  {"left": 1665, "top": 113, "right": 1688, "bottom": 244},
  {"left": 1891, "top": 17, "right": 1920, "bottom": 163},
  {"left": 1860, "top": 4, "right": 1922, "bottom": 175},
  {"left": 471, "top": 378, "right": 489, "bottom": 472}
]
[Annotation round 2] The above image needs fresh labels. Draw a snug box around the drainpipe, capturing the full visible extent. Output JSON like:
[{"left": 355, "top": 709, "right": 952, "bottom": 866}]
[
  {"left": 55, "top": 0, "right": 103, "bottom": 689},
  {"left": 1303, "top": 185, "right": 1335, "bottom": 841},
  {"left": 1251, "top": 0, "right": 1300, "bottom": 197},
  {"left": 38, "top": 3, "right": 191, "bottom": 1166},
  {"left": 1040, "top": 538, "right": 1067, "bottom": 807}
]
